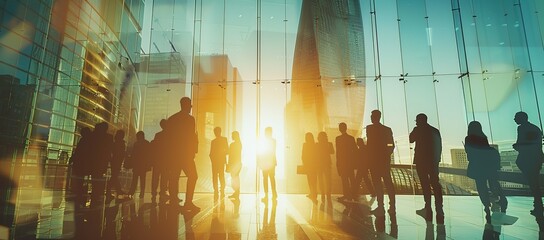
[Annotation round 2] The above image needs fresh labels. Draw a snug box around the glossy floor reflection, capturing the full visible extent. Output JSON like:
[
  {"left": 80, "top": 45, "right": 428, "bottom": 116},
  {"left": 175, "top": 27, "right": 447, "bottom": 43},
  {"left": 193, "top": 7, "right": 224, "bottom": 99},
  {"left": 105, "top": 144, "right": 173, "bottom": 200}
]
[{"left": 3, "top": 191, "right": 543, "bottom": 239}]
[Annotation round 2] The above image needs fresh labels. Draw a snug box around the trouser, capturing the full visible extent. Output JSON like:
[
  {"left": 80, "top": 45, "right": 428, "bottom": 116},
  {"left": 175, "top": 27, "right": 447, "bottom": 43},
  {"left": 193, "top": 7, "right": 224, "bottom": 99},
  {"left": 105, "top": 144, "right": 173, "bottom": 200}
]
[
  {"left": 152, "top": 165, "right": 168, "bottom": 197},
  {"left": 90, "top": 173, "right": 106, "bottom": 207},
  {"left": 70, "top": 171, "right": 87, "bottom": 203},
  {"left": 170, "top": 159, "right": 198, "bottom": 203},
  {"left": 520, "top": 164, "right": 543, "bottom": 210},
  {"left": 340, "top": 170, "right": 356, "bottom": 199},
  {"left": 306, "top": 170, "right": 318, "bottom": 198},
  {"left": 230, "top": 163, "right": 241, "bottom": 195},
  {"left": 355, "top": 168, "right": 374, "bottom": 195},
  {"left": 475, "top": 173, "right": 507, "bottom": 208},
  {"left": 416, "top": 164, "right": 443, "bottom": 212},
  {"left": 371, "top": 168, "right": 396, "bottom": 209},
  {"left": 262, "top": 168, "right": 277, "bottom": 197},
  {"left": 129, "top": 170, "right": 146, "bottom": 196},
  {"left": 211, "top": 162, "right": 226, "bottom": 193},
  {"left": 317, "top": 167, "right": 332, "bottom": 196},
  {"left": 106, "top": 164, "right": 122, "bottom": 194}
]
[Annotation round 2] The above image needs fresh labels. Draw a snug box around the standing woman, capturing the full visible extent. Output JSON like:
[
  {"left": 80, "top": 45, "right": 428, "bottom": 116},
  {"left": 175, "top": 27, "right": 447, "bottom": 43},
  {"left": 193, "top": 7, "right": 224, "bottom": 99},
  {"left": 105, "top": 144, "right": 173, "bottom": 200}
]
[
  {"left": 465, "top": 121, "right": 507, "bottom": 223},
  {"left": 316, "top": 131, "right": 334, "bottom": 202},
  {"left": 129, "top": 131, "right": 151, "bottom": 198},
  {"left": 302, "top": 132, "right": 318, "bottom": 202},
  {"left": 228, "top": 131, "right": 242, "bottom": 200}
]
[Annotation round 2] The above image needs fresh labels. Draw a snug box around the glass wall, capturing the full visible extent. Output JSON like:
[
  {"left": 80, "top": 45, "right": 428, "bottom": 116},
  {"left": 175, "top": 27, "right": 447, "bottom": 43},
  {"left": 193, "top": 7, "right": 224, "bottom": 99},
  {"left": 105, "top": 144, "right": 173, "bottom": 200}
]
[
  {"left": 143, "top": 0, "right": 544, "bottom": 194},
  {"left": 0, "top": 0, "right": 144, "bottom": 227}
]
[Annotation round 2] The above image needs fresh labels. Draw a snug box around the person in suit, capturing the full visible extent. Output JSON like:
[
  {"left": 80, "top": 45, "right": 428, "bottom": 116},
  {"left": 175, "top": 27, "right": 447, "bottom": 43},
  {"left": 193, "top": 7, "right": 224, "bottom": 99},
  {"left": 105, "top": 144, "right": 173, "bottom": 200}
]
[
  {"left": 89, "top": 122, "right": 113, "bottom": 207},
  {"left": 151, "top": 119, "right": 170, "bottom": 202},
  {"left": 336, "top": 122, "right": 357, "bottom": 201},
  {"left": 410, "top": 113, "right": 444, "bottom": 223},
  {"left": 366, "top": 110, "right": 396, "bottom": 215},
  {"left": 210, "top": 127, "right": 228, "bottom": 197},
  {"left": 228, "top": 131, "right": 242, "bottom": 200},
  {"left": 316, "top": 131, "right": 334, "bottom": 202},
  {"left": 70, "top": 127, "right": 92, "bottom": 204},
  {"left": 302, "top": 132, "right": 318, "bottom": 202},
  {"left": 355, "top": 137, "right": 374, "bottom": 198},
  {"left": 129, "top": 131, "right": 150, "bottom": 198},
  {"left": 513, "top": 111, "right": 544, "bottom": 216},
  {"left": 106, "top": 130, "right": 126, "bottom": 200},
  {"left": 258, "top": 127, "right": 277, "bottom": 202},
  {"left": 465, "top": 120, "right": 507, "bottom": 223},
  {"left": 167, "top": 97, "right": 199, "bottom": 211}
]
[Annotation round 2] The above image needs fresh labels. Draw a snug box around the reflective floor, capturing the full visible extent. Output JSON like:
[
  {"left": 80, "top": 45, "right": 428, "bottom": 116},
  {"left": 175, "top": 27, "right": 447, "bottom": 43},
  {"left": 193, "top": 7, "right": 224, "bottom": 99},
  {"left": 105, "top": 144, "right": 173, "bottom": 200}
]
[{"left": 1, "top": 191, "right": 542, "bottom": 239}]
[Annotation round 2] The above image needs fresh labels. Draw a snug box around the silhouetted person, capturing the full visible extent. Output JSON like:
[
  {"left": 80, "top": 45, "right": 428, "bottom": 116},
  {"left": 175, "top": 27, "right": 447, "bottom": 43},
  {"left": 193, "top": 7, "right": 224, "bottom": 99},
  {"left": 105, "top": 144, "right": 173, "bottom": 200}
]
[
  {"left": 355, "top": 137, "right": 374, "bottom": 197},
  {"left": 70, "top": 127, "right": 92, "bottom": 204},
  {"left": 228, "top": 131, "right": 242, "bottom": 200},
  {"left": 316, "top": 131, "right": 334, "bottom": 202},
  {"left": 366, "top": 110, "right": 396, "bottom": 215},
  {"left": 106, "top": 130, "right": 126, "bottom": 200},
  {"left": 151, "top": 119, "right": 170, "bottom": 202},
  {"left": 210, "top": 126, "right": 228, "bottom": 197},
  {"left": 410, "top": 113, "right": 444, "bottom": 223},
  {"left": 302, "top": 132, "right": 318, "bottom": 202},
  {"left": 513, "top": 111, "right": 544, "bottom": 216},
  {"left": 336, "top": 122, "right": 357, "bottom": 201},
  {"left": 89, "top": 122, "right": 113, "bottom": 206},
  {"left": 129, "top": 131, "right": 150, "bottom": 198},
  {"left": 464, "top": 121, "right": 507, "bottom": 223},
  {"left": 258, "top": 127, "right": 277, "bottom": 202},
  {"left": 167, "top": 97, "right": 199, "bottom": 211}
]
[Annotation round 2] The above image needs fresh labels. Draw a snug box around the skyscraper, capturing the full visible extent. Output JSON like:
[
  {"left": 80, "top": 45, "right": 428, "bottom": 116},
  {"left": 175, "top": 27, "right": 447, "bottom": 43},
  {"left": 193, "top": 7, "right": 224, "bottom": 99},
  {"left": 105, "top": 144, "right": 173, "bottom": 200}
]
[{"left": 285, "top": 0, "right": 365, "bottom": 193}]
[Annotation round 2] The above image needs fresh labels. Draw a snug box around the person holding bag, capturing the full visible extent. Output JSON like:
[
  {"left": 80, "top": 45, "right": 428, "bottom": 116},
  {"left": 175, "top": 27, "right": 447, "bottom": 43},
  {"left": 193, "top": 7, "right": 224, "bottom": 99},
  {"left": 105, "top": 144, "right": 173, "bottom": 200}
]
[{"left": 464, "top": 121, "right": 507, "bottom": 223}]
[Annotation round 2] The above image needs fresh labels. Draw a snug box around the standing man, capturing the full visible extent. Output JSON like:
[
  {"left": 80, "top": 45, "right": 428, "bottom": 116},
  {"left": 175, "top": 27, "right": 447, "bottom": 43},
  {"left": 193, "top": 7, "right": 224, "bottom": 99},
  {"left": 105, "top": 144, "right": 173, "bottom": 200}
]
[
  {"left": 513, "top": 111, "right": 544, "bottom": 216},
  {"left": 366, "top": 110, "right": 396, "bottom": 215},
  {"left": 168, "top": 97, "right": 199, "bottom": 211},
  {"left": 410, "top": 113, "right": 444, "bottom": 224},
  {"left": 335, "top": 122, "right": 357, "bottom": 201},
  {"left": 89, "top": 122, "right": 113, "bottom": 207},
  {"left": 258, "top": 127, "right": 278, "bottom": 202},
  {"left": 210, "top": 127, "right": 228, "bottom": 198},
  {"left": 106, "top": 130, "right": 126, "bottom": 200},
  {"left": 151, "top": 119, "right": 170, "bottom": 203},
  {"left": 228, "top": 131, "right": 243, "bottom": 200}
]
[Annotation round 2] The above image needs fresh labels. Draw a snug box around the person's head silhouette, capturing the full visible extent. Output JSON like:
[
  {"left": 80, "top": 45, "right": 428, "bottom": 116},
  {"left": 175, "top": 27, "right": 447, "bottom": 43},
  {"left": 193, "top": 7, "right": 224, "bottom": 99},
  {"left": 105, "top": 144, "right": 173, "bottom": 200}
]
[
  {"left": 371, "top": 110, "right": 381, "bottom": 124},
  {"left": 180, "top": 97, "right": 192, "bottom": 113},
  {"left": 317, "top": 131, "right": 328, "bottom": 143},
  {"left": 136, "top": 131, "right": 145, "bottom": 141},
  {"left": 80, "top": 127, "right": 91, "bottom": 138},
  {"left": 214, "top": 127, "right": 222, "bottom": 138},
  {"left": 415, "top": 113, "right": 428, "bottom": 126},
  {"left": 115, "top": 130, "right": 125, "bottom": 141},
  {"left": 356, "top": 137, "right": 365, "bottom": 147},
  {"left": 305, "top": 132, "right": 315, "bottom": 143},
  {"left": 159, "top": 119, "right": 168, "bottom": 130},
  {"left": 232, "top": 131, "right": 240, "bottom": 141},
  {"left": 514, "top": 111, "right": 528, "bottom": 125},
  {"left": 95, "top": 122, "right": 108, "bottom": 133},
  {"left": 467, "top": 121, "right": 486, "bottom": 138},
  {"left": 265, "top": 127, "right": 273, "bottom": 138},
  {"left": 338, "top": 122, "right": 347, "bottom": 134}
]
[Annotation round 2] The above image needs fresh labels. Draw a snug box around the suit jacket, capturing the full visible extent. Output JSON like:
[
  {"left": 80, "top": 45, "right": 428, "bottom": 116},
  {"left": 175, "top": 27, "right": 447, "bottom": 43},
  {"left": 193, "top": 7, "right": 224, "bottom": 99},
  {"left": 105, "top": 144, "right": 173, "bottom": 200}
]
[
  {"left": 210, "top": 136, "right": 228, "bottom": 165},
  {"left": 167, "top": 111, "right": 198, "bottom": 160},
  {"left": 335, "top": 133, "right": 357, "bottom": 175},
  {"left": 515, "top": 122, "right": 544, "bottom": 171},
  {"left": 409, "top": 124, "right": 442, "bottom": 166},
  {"left": 366, "top": 123, "right": 394, "bottom": 170}
]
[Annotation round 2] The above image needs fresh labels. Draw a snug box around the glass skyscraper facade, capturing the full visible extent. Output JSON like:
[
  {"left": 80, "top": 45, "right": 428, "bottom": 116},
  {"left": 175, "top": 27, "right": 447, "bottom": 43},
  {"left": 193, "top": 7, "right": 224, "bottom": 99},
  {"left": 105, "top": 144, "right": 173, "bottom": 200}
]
[{"left": 0, "top": 0, "right": 543, "bottom": 195}]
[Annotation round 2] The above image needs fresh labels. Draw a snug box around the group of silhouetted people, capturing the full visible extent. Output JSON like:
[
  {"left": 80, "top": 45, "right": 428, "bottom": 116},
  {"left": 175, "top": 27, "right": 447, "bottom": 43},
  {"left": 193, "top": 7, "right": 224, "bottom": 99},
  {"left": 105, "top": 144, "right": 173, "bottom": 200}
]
[
  {"left": 70, "top": 95, "right": 544, "bottom": 226},
  {"left": 70, "top": 97, "right": 200, "bottom": 212},
  {"left": 300, "top": 109, "right": 544, "bottom": 226}
]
